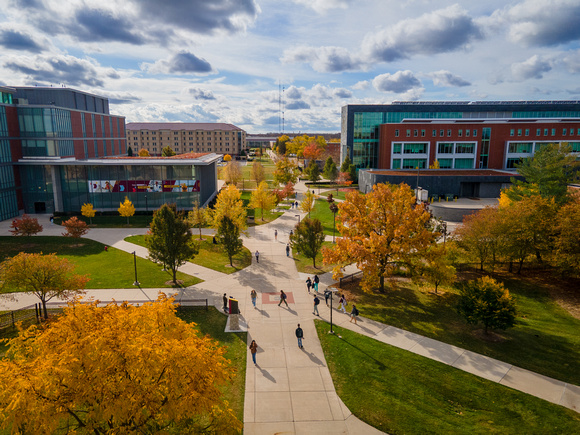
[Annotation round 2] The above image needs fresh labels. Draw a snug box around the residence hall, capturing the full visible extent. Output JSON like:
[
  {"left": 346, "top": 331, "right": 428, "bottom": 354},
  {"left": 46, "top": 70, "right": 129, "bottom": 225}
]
[{"left": 341, "top": 101, "right": 580, "bottom": 171}]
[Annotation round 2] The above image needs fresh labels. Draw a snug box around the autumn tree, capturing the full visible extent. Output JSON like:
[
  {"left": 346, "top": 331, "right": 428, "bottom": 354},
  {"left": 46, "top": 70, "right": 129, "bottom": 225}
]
[
  {"left": 290, "top": 217, "right": 326, "bottom": 267},
  {"left": 323, "top": 156, "right": 339, "bottom": 183},
  {"left": 283, "top": 181, "right": 295, "bottom": 200},
  {"left": 286, "top": 135, "right": 326, "bottom": 161},
  {"left": 273, "top": 157, "right": 299, "bottom": 186},
  {"left": 303, "top": 142, "right": 324, "bottom": 161},
  {"left": 210, "top": 184, "right": 247, "bottom": 232},
  {"left": 300, "top": 190, "right": 316, "bottom": 217},
  {"left": 418, "top": 244, "right": 456, "bottom": 294},
  {"left": 118, "top": 196, "right": 135, "bottom": 224},
  {"left": 306, "top": 159, "right": 321, "bottom": 184},
  {"left": 323, "top": 183, "right": 435, "bottom": 293},
  {"left": 138, "top": 148, "right": 150, "bottom": 157},
  {"left": 457, "top": 276, "right": 517, "bottom": 335},
  {"left": 216, "top": 216, "right": 243, "bottom": 267},
  {"left": 275, "top": 135, "right": 290, "bottom": 155},
  {"left": 222, "top": 161, "right": 242, "bottom": 186},
  {"left": 553, "top": 194, "right": 580, "bottom": 274},
  {"left": 81, "top": 202, "right": 96, "bottom": 224},
  {"left": 188, "top": 200, "right": 209, "bottom": 240},
  {"left": 223, "top": 154, "right": 232, "bottom": 162},
  {"left": 0, "top": 294, "right": 241, "bottom": 434},
  {"left": 455, "top": 207, "right": 503, "bottom": 271},
  {"left": 249, "top": 181, "right": 277, "bottom": 221},
  {"left": 10, "top": 214, "right": 42, "bottom": 236},
  {"left": 62, "top": 216, "right": 90, "bottom": 238},
  {"left": 146, "top": 204, "right": 199, "bottom": 284},
  {"left": 0, "top": 252, "right": 89, "bottom": 319},
  {"left": 161, "top": 145, "right": 176, "bottom": 157},
  {"left": 251, "top": 160, "right": 266, "bottom": 185}
]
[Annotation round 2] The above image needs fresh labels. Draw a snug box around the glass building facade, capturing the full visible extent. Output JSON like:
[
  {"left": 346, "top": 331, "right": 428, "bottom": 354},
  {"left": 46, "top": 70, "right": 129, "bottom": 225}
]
[{"left": 0, "top": 105, "right": 19, "bottom": 220}]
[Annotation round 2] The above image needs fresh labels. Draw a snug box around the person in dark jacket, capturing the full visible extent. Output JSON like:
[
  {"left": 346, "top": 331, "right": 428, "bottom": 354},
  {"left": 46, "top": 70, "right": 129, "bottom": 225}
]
[{"left": 295, "top": 324, "right": 304, "bottom": 348}]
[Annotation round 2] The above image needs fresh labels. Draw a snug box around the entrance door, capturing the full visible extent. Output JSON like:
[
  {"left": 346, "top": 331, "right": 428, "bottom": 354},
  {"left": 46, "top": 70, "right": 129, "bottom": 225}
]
[
  {"left": 34, "top": 202, "right": 46, "bottom": 213},
  {"left": 460, "top": 182, "right": 480, "bottom": 198}
]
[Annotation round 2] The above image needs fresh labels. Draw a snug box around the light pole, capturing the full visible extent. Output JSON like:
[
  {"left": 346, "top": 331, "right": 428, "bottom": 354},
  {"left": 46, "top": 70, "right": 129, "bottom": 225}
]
[
  {"left": 132, "top": 251, "right": 140, "bottom": 286},
  {"left": 330, "top": 203, "right": 338, "bottom": 243},
  {"left": 329, "top": 288, "right": 336, "bottom": 334},
  {"left": 442, "top": 222, "right": 447, "bottom": 245}
]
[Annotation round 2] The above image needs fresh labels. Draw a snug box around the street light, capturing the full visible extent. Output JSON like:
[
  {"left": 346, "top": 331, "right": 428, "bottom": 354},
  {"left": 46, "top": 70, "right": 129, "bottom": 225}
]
[
  {"left": 132, "top": 251, "right": 140, "bottom": 286},
  {"left": 329, "top": 288, "right": 337, "bottom": 334}
]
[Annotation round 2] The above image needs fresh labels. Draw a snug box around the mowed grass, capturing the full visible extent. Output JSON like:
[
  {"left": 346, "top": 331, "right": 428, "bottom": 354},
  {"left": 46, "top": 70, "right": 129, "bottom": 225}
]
[
  {"left": 177, "top": 307, "right": 247, "bottom": 425},
  {"left": 54, "top": 214, "right": 154, "bottom": 228},
  {"left": 125, "top": 234, "right": 252, "bottom": 274},
  {"left": 316, "top": 321, "right": 580, "bottom": 434},
  {"left": 240, "top": 191, "right": 284, "bottom": 225},
  {"left": 292, "top": 241, "right": 335, "bottom": 275},
  {"left": 339, "top": 271, "right": 580, "bottom": 386},
  {"left": 309, "top": 198, "right": 341, "bottom": 236},
  {"left": 0, "top": 236, "right": 201, "bottom": 289}
]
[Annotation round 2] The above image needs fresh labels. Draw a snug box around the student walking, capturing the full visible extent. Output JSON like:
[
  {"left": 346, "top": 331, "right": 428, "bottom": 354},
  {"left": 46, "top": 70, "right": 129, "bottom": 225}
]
[
  {"left": 255, "top": 250, "right": 260, "bottom": 263},
  {"left": 295, "top": 324, "right": 304, "bottom": 349},
  {"left": 338, "top": 294, "right": 347, "bottom": 313},
  {"left": 223, "top": 293, "right": 228, "bottom": 312},
  {"left": 286, "top": 244, "right": 290, "bottom": 257},
  {"left": 350, "top": 304, "right": 359, "bottom": 324},
  {"left": 313, "top": 275, "right": 320, "bottom": 292},
  {"left": 251, "top": 289, "right": 257, "bottom": 308},
  {"left": 305, "top": 277, "right": 312, "bottom": 293},
  {"left": 324, "top": 288, "right": 331, "bottom": 307},
  {"left": 249, "top": 340, "right": 258, "bottom": 365},
  {"left": 274, "top": 229, "right": 278, "bottom": 241},
  {"left": 278, "top": 290, "right": 288, "bottom": 307},
  {"left": 313, "top": 295, "right": 320, "bottom": 316}
]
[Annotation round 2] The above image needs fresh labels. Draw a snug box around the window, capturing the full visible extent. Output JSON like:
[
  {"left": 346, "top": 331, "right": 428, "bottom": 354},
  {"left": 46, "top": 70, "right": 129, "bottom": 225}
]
[
  {"left": 473, "top": 130, "right": 477, "bottom": 137},
  {"left": 393, "top": 143, "right": 402, "bottom": 154},
  {"left": 421, "top": 129, "right": 425, "bottom": 137},
  {"left": 466, "top": 129, "right": 470, "bottom": 137},
  {"left": 406, "top": 129, "right": 411, "bottom": 137},
  {"left": 508, "top": 142, "right": 533, "bottom": 153},
  {"left": 506, "top": 157, "right": 521, "bottom": 169},
  {"left": 570, "top": 142, "right": 580, "bottom": 152},
  {"left": 392, "top": 159, "right": 401, "bottom": 169},
  {"left": 440, "top": 129, "right": 444, "bottom": 137},
  {"left": 510, "top": 129, "right": 515, "bottom": 137},
  {"left": 544, "top": 129, "right": 548, "bottom": 136},
  {"left": 517, "top": 129, "right": 522, "bottom": 136},
  {"left": 414, "top": 129, "right": 418, "bottom": 137},
  {"left": 571, "top": 128, "right": 575, "bottom": 135},
  {"left": 432, "top": 129, "right": 437, "bottom": 137},
  {"left": 458, "top": 129, "right": 463, "bottom": 137},
  {"left": 454, "top": 158, "right": 474, "bottom": 169},
  {"left": 395, "top": 129, "right": 399, "bottom": 137},
  {"left": 525, "top": 129, "right": 529, "bottom": 136},
  {"left": 563, "top": 128, "right": 567, "bottom": 136},
  {"left": 403, "top": 143, "right": 427, "bottom": 154},
  {"left": 455, "top": 143, "right": 475, "bottom": 154},
  {"left": 537, "top": 128, "right": 541, "bottom": 136},
  {"left": 447, "top": 129, "right": 452, "bottom": 137},
  {"left": 402, "top": 159, "right": 427, "bottom": 169},
  {"left": 551, "top": 128, "right": 556, "bottom": 136},
  {"left": 438, "top": 159, "right": 453, "bottom": 169},
  {"left": 437, "top": 143, "right": 454, "bottom": 154}
]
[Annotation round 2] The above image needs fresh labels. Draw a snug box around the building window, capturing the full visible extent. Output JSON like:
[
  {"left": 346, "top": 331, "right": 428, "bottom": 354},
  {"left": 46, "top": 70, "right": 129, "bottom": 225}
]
[
  {"left": 508, "top": 142, "right": 533, "bottom": 153},
  {"left": 393, "top": 143, "right": 402, "bottom": 154},
  {"left": 440, "top": 129, "right": 444, "bottom": 137},
  {"left": 438, "top": 158, "right": 453, "bottom": 169},
  {"left": 447, "top": 129, "right": 452, "bottom": 137},
  {"left": 454, "top": 158, "right": 474, "bottom": 169},
  {"left": 536, "top": 128, "right": 541, "bottom": 136},
  {"left": 414, "top": 129, "right": 418, "bottom": 137},
  {"left": 421, "top": 129, "right": 425, "bottom": 137},
  {"left": 525, "top": 129, "right": 529, "bottom": 136},
  {"left": 510, "top": 129, "right": 515, "bottom": 137},
  {"left": 455, "top": 143, "right": 475, "bottom": 154},
  {"left": 395, "top": 129, "right": 399, "bottom": 137},
  {"left": 432, "top": 129, "right": 437, "bottom": 137},
  {"left": 551, "top": 128, "right": 556, "bottom": 136},
  {"left": 506, "top": 157, "right": 522, "bottom": 169},
  {"left": 437, "top": 143, "right": 454, "bottom": 154},
  {"left": 517, "top": 129, "right": 522, "bottom": 136},
  {"left": 392, "top": 159, "right": 401, "bottom": 169},
  {"left": 402, "top": 159, "right": 427, "bottom": 169},
  {"left": 570, "top": 142, "right": 580, "bottom": 152},
  {"left": 406, "top": 129, "right": 411, "bottom": 137},
  {"left": 571, "top": 128, "right": 575, "bottom": 135},
  {"left": 473, "top": 130, "right": 477, "bottom": 137},
  {"left": 544, "top": 129, "right": 548, "bottom": 136},
  {"left": 403, "top": 143, "right": 428, "bottom": 154},
  {"left": 563, "top": 128, "right": 567, "bottom": 136},
  {"left": 458, "top": 129, "right": 463, "bottom": 137},
  {"left": 466, "top": 130, "right": 470, "bottom": 137}
]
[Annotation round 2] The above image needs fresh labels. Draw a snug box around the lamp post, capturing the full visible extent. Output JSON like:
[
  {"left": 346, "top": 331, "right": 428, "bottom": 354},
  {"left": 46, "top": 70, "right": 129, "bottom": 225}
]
[
  {"left": 442, "top": 222, "right": 447, "bottom": 245},
  {"left": 329, "top": 202, "right": 338, "bottom": 243},
  {"left": 132, "top": 251, "right": 140, "bottom": 286},
  {"left": 329, "top": 288, "right": 336, "bottom": 334}
]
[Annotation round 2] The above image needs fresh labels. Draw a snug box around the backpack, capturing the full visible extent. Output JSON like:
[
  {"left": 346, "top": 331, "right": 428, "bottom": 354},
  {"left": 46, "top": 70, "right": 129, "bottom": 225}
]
[
  {"left": 282, "top": 293, "right": 287, "bottom": 299},
  {"left": 314, "top": 297, "right": 320, "bottom": 305},
  {"left": 353, "top": 307, "right": 359, "bottom": 316}
]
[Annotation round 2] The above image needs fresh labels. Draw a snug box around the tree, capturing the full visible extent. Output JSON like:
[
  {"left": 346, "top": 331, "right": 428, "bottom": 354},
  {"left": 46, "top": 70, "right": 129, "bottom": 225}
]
[
  {"left": 62, "top": 216, "right": 89, "bottom": 238},
  {"left": 0, "top": 294, "right": 241, "bottom": 434},
  {"left": 303, "top": 142, "right": 324, "bottom": 161},
  {"left": 300, "top": 190, "right": 316, "bottom": 217},
  {"left": 10, "top": 214, "right": 42, "bottom": 236},
  {"left": 418, "top": 245, "right": 456, "bottom": 294},
  {"left": 340, "top": 155, "right": 352, "bottom": 173},
  {"left": 290, "top": 218, "right": 326, "bottom": 267},
  {"left": 249, "top": 181, "right": 277, "bottom": 221},
  {"left": 429, "top": 160, "right": 440, "bottom": 169},
  {"left": 286, "top": 135, "right": 326, "bottom": 160},
  {"left": 322, "top": 183, "right": 436, "bottom": 293},
  {"left": 146, "top": 204, "right": 199, "bottom": 284},
  {"left": 210, "top": 184, "right": 247, "bottom": 232},
  {"left": 222, "top": 161, "right": 242, "bottom": 186},
  {"left": 216, "top": 216, "right": 243, "bottom": 267},
  {"left": 0, "top": 252, "right": 89, "bottom": 319},
  {"left": 457, "top": 276, "right": 517, "bottom": 334},
  {"left": 118, "top": 196, "right": 135, "bottom": 224},
  {"left": 455, "top": 207, "right": 503, "bottom": 271},
  {"left": 127, "top": 146, "right": 133, "bottom": 156},
  {"left": 508, "top": 142, "right": 578, "bottom": 204},
  {"left": 306, "top": 159, "right": 321, "bottom": 184},
  {"left": 553, "top": 194, "right": 580, "bottom": 274},
  {"left": 138, "top": 148, "right": 150, "bottom": 157},
  {"left": 81, "top": 202, "right": 95, "bottom": 224},
  {"left": 251, "top": 160, "right": 266, "bottom": 185},
  {"left": 188, "top": 200, "right": 209, "bottom": 240},
  {"left": 282, "top": 181, "right": 295, "bottom": 199},
  {"left": 273, "top": 157, "right": 299, "bottom": 186},
  {"left": 275, "top": 135, "right": 290, "bottom": 155},
  {"left": 161, "top": 145, "right": 176, "bottom": 157},
  {"left": 223, "top": 154, "right": 232, "bottom": 162},
  {"left": 348, "top": 163, "right": 358, "bottom": 184},
  {"left": 323, "top": 156, "right": 339, "bottom": 183}
]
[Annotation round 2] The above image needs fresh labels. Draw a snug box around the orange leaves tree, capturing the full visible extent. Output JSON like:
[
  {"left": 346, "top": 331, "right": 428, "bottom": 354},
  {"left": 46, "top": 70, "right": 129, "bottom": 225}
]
[
  {"left": 62, "top": 216, "right": 90, "bottom": 238},
  {"left": 0, "top": 294, "right": 241, "bottom": 434},
  {"left": 10, "top": 214, "right": 43, "bottom": 236},
  {"left": 0, "top": 252, "right": 89, "bottom": 319},
  {"left": 323, "top": 183, "right": 436, "bottom": 293}
]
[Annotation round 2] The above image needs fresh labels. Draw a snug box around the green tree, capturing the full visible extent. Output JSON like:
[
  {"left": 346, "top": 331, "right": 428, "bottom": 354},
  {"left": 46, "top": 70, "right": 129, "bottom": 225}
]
[
  {"left": 348, "top": 163, "right": 358, "bottom": 183},
  {"left": 216, "top": 216, "right": 243, "bottom": 267},
  {"left": 273, "top": 157, "right": 299, "bottom": 186},
  {"left": 340, "top": 155, "right": 352, "bottom": 173},
  {"left": 249, "top": 181, "right": 277, "bottom": 221},
  {"left": 306, "top": 159, "right": 321, "bottom": 184},
  {"left": 323, "top": 156, "right": 339, "bottom": 183},
  {"left": 418, "top": 244, "right": 456, "bottom": 294},
  {"left": 275, "top": 135, "right": 290, "bottom": 155},
  {"left": 146, "top": 204, "right": 199, "bottom": 284},
  {"left": 553, "top": 194, "right": 580, "bottom": 274},
  {"left": 161, "top": 146, "right": 176, "bottom": 157},
  {"left": 300, "top": 190, "right": 316, "bottom": 217},
  {"left": 457, "top": 276, "right": 517, "bottom": 334},
  {"left": 290, "top": 217, "right": 326, "bottom": 267},
  {"left": 127, "top": 146, "right": 133, "bottom": 157}
]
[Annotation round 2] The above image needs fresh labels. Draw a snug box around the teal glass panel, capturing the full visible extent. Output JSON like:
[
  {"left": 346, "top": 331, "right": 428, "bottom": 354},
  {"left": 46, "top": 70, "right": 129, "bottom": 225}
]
[
  {"left": 402, "top": 159, "right": 427, "bottom": 169},
  {"left": 454, "top": 158, "right": 474, "bottom": 169},
  {"left": 438, "top": 159, "right": 453, "bottom": 168},
  {"left": 392, "top": 159, "right": 401, "bottom": 169}
]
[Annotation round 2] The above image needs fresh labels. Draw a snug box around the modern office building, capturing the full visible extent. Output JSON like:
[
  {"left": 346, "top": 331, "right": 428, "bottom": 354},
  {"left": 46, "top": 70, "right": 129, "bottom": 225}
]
[
  {"left": 127, "top": 122, "right": 246, "bottom": 157},
  {"left": 341, "top": 101, "right": 580, "bottom": 171}
]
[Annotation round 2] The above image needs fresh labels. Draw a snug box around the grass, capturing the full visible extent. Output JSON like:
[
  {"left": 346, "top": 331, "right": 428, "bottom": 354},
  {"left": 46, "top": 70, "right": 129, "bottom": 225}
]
[
  {"left": 316, "top": 321, "right": 580, "bottom": 434},
  {"left": 319, "top": 188, "right": 359, "bottom": 201},
  {"left": 240, "top": 191, "right": 284, "bottom": 225},
  {"left": 177, "top": 307, "right": 247, "bottom": 424},
  {"left": 337, "top": 271, "right": 580, "bottom": 386},
  {"left": 0, "top": 236, "right": 202, "bottom": 289},
  {"left": 125, "top": 235, "right": 252, "bottom": 274},
  {"left": 309, "top": 199, "right": 341, "bottom": 236},
  {"left": 54, "top": 214, "right": 154, "bottom": 228},
  {"left": 292, "top": 241, "right": 335, "bottom": 275}
]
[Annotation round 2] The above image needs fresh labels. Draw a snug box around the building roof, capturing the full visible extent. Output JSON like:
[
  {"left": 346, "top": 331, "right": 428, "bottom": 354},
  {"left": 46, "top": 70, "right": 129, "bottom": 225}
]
[
  {"left": 126, "top": 122, "right": 243, "bottom": 131},
  {"left": 367, "top": 169, "right": 514, "bottom": 177},
  {"left": 16, "top": 153, "right": 221, "bottom": 166}
]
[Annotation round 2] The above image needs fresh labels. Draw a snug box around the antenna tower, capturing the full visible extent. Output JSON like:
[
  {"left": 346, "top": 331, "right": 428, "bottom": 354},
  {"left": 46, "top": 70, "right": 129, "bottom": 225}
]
[{"left": 278, "top": 81, "right": 285, "bottom": 134}]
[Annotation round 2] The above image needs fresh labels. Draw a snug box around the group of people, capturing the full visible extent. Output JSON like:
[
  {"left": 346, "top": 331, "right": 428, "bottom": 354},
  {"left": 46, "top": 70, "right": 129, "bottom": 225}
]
[
  {"left": 305, "top": 275, "right": 319, "bottom": 293},
  {"left": 311, "top": 291, "right": 359, "bottom": 324},
  {"left": 289, "top": 201, "right": 299, "bottom": 209}
]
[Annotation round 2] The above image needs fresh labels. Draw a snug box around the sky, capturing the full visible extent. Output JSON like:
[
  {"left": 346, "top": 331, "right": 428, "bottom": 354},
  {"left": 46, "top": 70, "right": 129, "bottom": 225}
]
[{"left": 1, "top": 0, "right": 580, "bottom": 133}]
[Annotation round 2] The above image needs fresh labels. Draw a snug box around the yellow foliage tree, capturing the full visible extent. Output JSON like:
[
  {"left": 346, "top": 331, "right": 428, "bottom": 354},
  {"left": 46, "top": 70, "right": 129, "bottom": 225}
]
[
  {"left": 81, "top": 202, "right": 96, "bottom": 224},
  {"left": 249, "top": 181, "right": 277, "bottom": 221},
  {"left": 251, "top": 160, "right": 266, "bottom": 185},
  {"left": 273, "top": 157, "right": 299, "bottom": 186},
  {"left": 188, "top": 200, "right": 210, "bottom": 240},
  {"left": 223, "top": 154, "right": 232, "bottom": 162},
  {"left": 322, "top": 183, "right": 436, "bottom": 293},
  {"left": 222, "top": 161, "right": 242, "bottom": 186},
  {"left": 210, "top": 184, "right": 247, "bottom": 232},
  {"left": 300, "top": 190, "right": 316, "bottom": 217},
  {"left": 138, "top": 148, "right": 150, "bottom": 157},
  {"left": 0, "top": 294, "right": 241, "bottom": 434},
  {"left": 118, "top": 196, "right": 135, "bottom": 224}
]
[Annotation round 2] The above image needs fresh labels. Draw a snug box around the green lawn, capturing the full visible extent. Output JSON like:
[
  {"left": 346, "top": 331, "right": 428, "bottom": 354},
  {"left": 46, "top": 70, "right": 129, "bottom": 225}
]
[
  {"left": 177, "top": 307, "right": 247, "bottom": 425},
  {"left": 292, "top": 241, "right": 335, "bottom": 275},
  {"left": 309, "top": 198, "right": 341, "bottom": 236},
  {"left": 339, "top": 272, "right": 580, "bottom": 386},
  {"left": 315, "top": 321, "right": 580, "bottom": 435},
  {"left": 54, "top": 214, "right": 153, "bottom": 228},
  {"left": 125, "top": 234, "right": 252, "bottom": 274},
  {"left": 240, "top": 191, "right": 284, "bottom": 225},
  {"left": 319, "top": 188, "right": 359, "bottom": 201},
  {"left": 0, "top": 236, "right": 201, "bottom": 289}
]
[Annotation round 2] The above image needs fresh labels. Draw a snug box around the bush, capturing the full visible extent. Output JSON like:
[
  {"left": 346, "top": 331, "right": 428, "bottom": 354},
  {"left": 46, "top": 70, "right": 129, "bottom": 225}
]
[
  {"left": 10, "top": 215, "right": 43, "bottom": 236},
  {"left": 62, "top": 216, "right": 89, "bottom": 238}
]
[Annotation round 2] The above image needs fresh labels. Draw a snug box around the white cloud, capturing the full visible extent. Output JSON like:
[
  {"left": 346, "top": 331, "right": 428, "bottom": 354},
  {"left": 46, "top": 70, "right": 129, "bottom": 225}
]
[
  {"left": 281, "top": 46, "right": 358, "bottom": 73},
  {"left": 372, "top": 70, "right": 422, "bottom": 93},
  {"left": 144, "top": 51, "right": 215, "bottom": 75},
  {"left": 429, "top": 70, "right": 471, "bottom": 87},
  {"left": 291, "top": 0, "right": 351, "bottom": 14},
  {"left": 511, "top": 55, "right": 552, "bottom": 81}
]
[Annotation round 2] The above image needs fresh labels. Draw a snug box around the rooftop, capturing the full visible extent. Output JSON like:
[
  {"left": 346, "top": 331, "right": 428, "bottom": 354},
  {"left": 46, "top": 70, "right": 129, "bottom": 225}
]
[
  {"left": 126, "top": 122, "right": 243, "bottom": 131},
  {"left": 367, "top": 169, "right": 514, "bottom": 177}
]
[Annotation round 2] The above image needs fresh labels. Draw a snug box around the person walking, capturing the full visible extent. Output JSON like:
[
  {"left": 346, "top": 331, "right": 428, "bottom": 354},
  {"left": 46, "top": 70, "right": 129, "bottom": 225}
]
[
  {"left": 286, "top": 244, "right": 290, "bottom": 257},
  {"left": 295, "top": 324, "right": 304, "bottom": 349},
  {"left": 255, "top": 250, "right": 260, "bottom": 263},
  {"left": 274, "top": 229, "right": 278, "bottom": 241},
  {"left": 313, "top": 295, "right": 320, "bottom": 316},
  {"left": 350, "top": 304, "right": 359, "bottom": 324},
  {"left": 278, "top": 290, "right": 288, "bottom": 307},
  {"left": 249, "top": 340, "right": 258, "bottom": 365},
  {"left": 324, "top": 288, "right": 332, "bottom": 306},
  {"left": 289, "top": 229, "right": 294, "bottom": 238},
  {"left": 223, "top": 293, "right": 228, "bottom": 313},
  {"left": 305, "top": 277, "right": 312, "bottom": 293},
  {"left": 313, "top": 275, "right": 320, "bottom": 292},
  {"left": 251, "top": 289, "right": 257, "bottom": 308},
  {"left": 338, "top": 294, "right": 347, "bottom": 313}
]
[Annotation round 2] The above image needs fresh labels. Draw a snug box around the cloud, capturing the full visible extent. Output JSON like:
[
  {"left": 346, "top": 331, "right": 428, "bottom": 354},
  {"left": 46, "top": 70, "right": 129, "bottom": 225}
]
[
  {"left": 291, "top": 0, "right": 351, "bottom": 14},
  {"left": 363, "top": 5, "right": 482, "bottom": 62},
  {"left": 372, "top": 70, "right": 422, "bottom": 93},
  {"left": 334, "top": 88, "right": 352, "bottom": 98},
  {"left": 0, "top": 29, "right": 43, "bottom": 53},
  {"left": 103, "top": 92, "right": 142, "bottom": 105},
  {"left": 286, "top": 100, "right": 311, "bottom": 110},
  {"left": 282, "top": 46, "right": 358, "bottom": 72},
  {"left": 562, "top": 50, "right": 580, "bottom": 73},
  {"left": 285, "top": 86, "right": 303, "bottom": 99},
  {"left": 494, "top": 0, "right": 580, "bottom": 47},
  {"left": 511, "top": 55, "right": 552, "bottom": 81},
  {"left": 147, "top": 52, "right": 214, "bottom": 74},
  {"left": 4, "top": 55, "right": 105, "bottom": 87},
  {"left": 71, "top": 9, "right": 145, "bottom": 44},
  {"left": 429, "top": 70, "right": 471, "bottom": 87},
  {"left": 352, "top": 80, "right": 369, "bottom": 90},
  {"left": 188, "top": 88, "right": 216, "bottom": 100}
]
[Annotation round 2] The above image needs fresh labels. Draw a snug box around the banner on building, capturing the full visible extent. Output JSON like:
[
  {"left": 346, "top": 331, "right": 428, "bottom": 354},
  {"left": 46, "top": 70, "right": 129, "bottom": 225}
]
[{"left": 89, "top": 179, "right": 200, "bottom": 193}]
